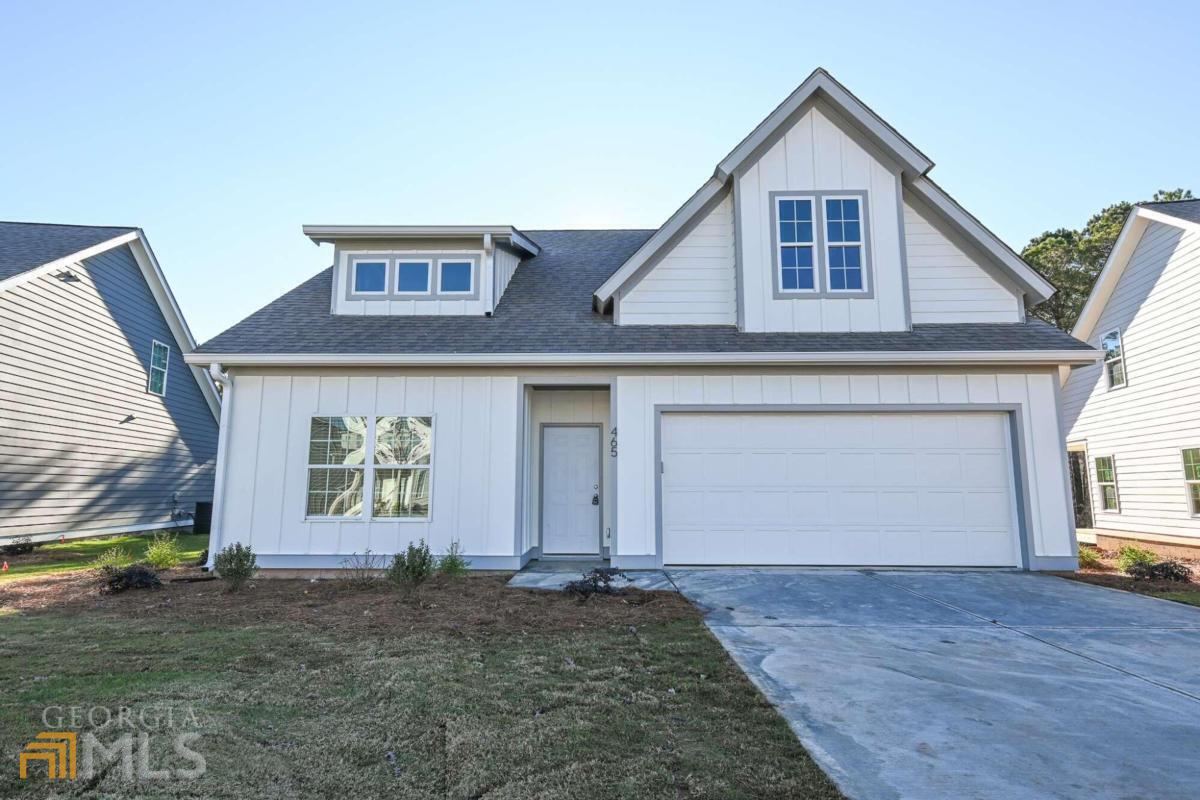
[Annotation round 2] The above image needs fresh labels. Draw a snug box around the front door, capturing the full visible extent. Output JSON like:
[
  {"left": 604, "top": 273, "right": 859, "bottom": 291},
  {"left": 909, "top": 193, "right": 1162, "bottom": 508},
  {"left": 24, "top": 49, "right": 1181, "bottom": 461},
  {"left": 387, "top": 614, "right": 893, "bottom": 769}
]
[
  {"left": 541, "top": 425, "right": 601, "bottom": 555},
  {"left": 1068, "top": 450, "right": 1094, "bottom": 529}
]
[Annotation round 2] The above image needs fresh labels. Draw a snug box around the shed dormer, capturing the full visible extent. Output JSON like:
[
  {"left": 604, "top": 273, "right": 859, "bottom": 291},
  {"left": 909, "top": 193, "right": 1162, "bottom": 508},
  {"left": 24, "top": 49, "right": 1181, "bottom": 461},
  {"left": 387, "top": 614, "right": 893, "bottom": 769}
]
[{"left": 304, "top": 225, "right": 540, "bottom": 316}]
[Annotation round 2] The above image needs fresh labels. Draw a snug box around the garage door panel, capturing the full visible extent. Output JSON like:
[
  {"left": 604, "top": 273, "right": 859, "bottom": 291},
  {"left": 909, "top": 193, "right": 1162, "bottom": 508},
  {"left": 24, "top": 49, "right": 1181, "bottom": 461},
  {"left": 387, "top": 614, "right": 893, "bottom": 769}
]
[{"left": 661, "top": 412, "right": 1020, "bottom": 567}]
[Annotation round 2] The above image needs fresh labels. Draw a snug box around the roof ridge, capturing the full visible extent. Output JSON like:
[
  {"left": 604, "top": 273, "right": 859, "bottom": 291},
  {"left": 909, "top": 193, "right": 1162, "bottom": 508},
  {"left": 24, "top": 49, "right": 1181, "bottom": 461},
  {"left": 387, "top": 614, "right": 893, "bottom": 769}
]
[{"left": 0, "top": 220, "right": 137, "bottom": 230}]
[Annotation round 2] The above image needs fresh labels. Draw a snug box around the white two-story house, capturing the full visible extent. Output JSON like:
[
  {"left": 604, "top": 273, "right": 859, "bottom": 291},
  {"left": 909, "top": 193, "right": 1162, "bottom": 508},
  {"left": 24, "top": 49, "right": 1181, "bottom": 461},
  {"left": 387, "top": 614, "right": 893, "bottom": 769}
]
[
  {"left": 1062, "top": 200, "right": 1200, "bottom": 555},
  {"left": 187, "top": 69, "right": 1098, "bottom": 572}
]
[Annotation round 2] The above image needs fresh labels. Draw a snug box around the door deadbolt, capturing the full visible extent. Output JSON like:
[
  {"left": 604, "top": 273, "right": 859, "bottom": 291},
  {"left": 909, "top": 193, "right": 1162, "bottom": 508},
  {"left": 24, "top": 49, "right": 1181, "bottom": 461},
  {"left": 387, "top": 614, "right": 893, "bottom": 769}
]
[{"left": 592, "top": 494, "right": 600, "bottom": 505}]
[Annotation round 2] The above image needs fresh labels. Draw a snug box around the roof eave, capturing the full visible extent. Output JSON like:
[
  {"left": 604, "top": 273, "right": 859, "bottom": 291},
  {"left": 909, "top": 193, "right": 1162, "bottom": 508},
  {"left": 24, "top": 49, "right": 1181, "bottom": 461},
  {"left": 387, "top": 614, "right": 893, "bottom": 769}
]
[{"left": 301, "top": 225, "right": 541, "bottom": 256}]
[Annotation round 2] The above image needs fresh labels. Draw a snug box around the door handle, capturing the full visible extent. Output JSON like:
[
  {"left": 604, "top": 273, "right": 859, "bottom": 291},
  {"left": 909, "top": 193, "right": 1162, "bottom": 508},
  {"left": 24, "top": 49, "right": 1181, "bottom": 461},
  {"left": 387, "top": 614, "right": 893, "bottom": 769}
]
[{"left": 592, "top": 494, "right": 600, "bottom": 506}]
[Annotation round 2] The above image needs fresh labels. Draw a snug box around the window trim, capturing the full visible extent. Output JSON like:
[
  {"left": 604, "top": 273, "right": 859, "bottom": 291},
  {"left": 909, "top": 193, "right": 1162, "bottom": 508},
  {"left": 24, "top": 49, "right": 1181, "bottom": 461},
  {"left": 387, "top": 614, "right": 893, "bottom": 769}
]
[
  {"left": 437, "top": 259, "right": 475, "bottom": 295},
  {"left": 1100, "top": 328, "right": 1127, "bottom": 390},
  {"left": 769, "top": 189, "right": 873, "bottom": 300},
  {"left": 774, "top": 195, "right": 819, "bottom": 296},
  {"left": 823, "top": 194, "right": 869, "bottom": 294},
  {"left": 1094, "top": 455, "right": 1120, "bottom": 513},
  {"left": 1182, "top": 447, "right": 1200, "bottom": 518},
  {"left": 147, "top": 339, "right": 170, "bottom": 397},
  {"left": 395, "top": 260, "right": 432, "bottom": 296},
  {"left": 349, "top": 258, "right": 390, "bottom": 296},
  {"left": 304, "top": 415, "right": 434, "bottom": 522}
]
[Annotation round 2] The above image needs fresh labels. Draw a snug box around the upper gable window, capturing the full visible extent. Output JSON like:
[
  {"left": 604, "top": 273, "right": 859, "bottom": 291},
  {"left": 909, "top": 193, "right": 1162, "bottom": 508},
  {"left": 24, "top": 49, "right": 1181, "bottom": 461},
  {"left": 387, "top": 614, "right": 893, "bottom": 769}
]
[
  {"left": 147, "top": 340, "right": 169, "bottom": 396},
  {"left": 777, "top": 199, "right": 817, "bottom": 292},
  {"left": 1100, "top": 329, "right": 1126, "bottom": 389},
  {"left": 396, "top": 261, "right": 431, "bottom": 294},
  {"left": 825, "top": 198, "right": 865, "bottom": 292},
  {"left": 352, "top": 260, "right": 388, "bottom": 294},
  {"left": 438, "top": 260, "right": 473, "bottom": 294}
]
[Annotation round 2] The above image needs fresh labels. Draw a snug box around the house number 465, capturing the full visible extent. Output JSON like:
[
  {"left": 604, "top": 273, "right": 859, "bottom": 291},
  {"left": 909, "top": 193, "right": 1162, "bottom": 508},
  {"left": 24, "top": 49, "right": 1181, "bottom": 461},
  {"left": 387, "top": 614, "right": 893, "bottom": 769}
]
[{"left": 609, "top": 427, "right": 618, "bottom": 458}]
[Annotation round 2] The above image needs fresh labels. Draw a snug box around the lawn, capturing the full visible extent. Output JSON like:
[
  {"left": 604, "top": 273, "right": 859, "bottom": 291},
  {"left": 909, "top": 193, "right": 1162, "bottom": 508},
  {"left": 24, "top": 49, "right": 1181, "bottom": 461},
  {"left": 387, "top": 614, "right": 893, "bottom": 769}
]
[
  {"left": 0, "top": 532, "right": 208, "bottom": 582},
  {"left": 0, "top": 570, "right": 843, "bottom": 799}
]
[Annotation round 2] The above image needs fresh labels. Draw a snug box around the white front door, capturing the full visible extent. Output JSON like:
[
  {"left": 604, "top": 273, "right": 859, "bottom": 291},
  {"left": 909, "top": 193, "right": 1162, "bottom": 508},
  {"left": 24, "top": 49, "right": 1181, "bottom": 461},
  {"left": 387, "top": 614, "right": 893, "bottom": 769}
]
[{"left": 542, "top": 425, "right": 601, "bottom": 555}]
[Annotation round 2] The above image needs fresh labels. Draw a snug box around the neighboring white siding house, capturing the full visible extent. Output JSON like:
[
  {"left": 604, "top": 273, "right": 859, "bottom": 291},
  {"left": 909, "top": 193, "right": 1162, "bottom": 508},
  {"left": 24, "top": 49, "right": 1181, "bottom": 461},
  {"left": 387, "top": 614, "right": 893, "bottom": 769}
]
[
  {"left": 1062, "top": 202, "right": 1200, "bottom": 547},
  {"left": 189, "top": 69, "right": 1098, "bottom": 572}
]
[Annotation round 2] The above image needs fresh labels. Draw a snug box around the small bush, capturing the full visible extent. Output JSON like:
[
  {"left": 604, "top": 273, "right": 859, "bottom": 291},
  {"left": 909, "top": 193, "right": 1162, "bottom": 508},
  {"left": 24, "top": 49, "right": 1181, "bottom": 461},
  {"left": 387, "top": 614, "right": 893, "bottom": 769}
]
[
  {"left": 91, "top": 545, "right": 132, "bottom": 571},
  {"left": 386, "top": 539, "right": 435, "bottom": 591},
  {"left": 145, "top": 532, "right": 183, "bottom": 569},
  {"left": 339, "top": 550, "right": 387, "bottom": 588},
  {"left": 101, "top": 564, "right": 162, "bottom": 594},
  {"left": 1, "top": 535, "right": 36, "bottom": 556},
  {"left": 1117, "top": 545, "right": 1158, "bottom": 575},
  {"left": 564, "top": 567, "right": 628, "bottom": 598},
  {"left": 438, "top": 540, "right": 471, "bottom": 577},
  {"left": 1127, "top": 559, "right": 1192, "bottom": 582},
  {"left": 1076, "top": 546, "right": 1104, "bottom": 570},
  {"left": 213, "top": 542, "right": 257, "bottom": 591}
]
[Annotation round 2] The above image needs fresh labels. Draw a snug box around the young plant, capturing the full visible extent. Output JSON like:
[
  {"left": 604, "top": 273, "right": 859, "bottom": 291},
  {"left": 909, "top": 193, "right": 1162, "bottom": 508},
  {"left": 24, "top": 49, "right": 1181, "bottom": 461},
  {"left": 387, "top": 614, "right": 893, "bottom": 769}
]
[
  {"left": 144, "top": 531, "right": 183, "bottom": 569},
  {"left": 101, "top": 564, "right": 162, "bottom": 594},
  {"left": 1076, "top": 545, "right": 1103, "bottom": 570},
  {"left": 437, "top": 540, "right": 471, "bottom": 578},
  {"left": 1116, "top": 545, "right": 1158, "bottom": 575},
  {"left": 386, "top": 539, "right": 435, "bottom": 591},
  {"left": 0, "top": 535, "right": 36, "bottom": 556},
  {"left": 91, "top": 545, "right": 132, "bottom": 571},
  {"left": 339, "top": 550, "right": 387, "bottom": 588},
  {"left": 564, "top": 567, "right": 629, "bottom": 598},
  {"left": 213, "top": 542, "right": 257, "bottom": 591},
  {"left": 1126, "top": 559, "right": 1192, "bottom": 582}
]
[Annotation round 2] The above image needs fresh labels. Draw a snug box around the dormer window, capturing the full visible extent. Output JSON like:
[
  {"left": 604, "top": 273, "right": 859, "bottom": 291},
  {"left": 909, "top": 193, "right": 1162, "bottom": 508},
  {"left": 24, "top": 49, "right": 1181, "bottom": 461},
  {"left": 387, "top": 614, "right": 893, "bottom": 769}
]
[
  {"left": 438, "top": 260, "right": 473, "bottom": 294},
  {"left": 396, "top": 261, "right": 431, "bottom": 294},
  {"left": 352, "top": 260, "right": 388, "bottom": 294},
  {"left": 772, "top": 192, "right": 871, "bottom": 298}
]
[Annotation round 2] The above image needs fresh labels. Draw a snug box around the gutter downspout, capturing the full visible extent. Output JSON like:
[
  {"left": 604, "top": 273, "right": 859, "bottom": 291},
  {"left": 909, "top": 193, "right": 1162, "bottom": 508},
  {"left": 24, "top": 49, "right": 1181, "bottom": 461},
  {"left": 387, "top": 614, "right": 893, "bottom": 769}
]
[{"left": 205, "top": 363, "right": 233, "bottom": 571}]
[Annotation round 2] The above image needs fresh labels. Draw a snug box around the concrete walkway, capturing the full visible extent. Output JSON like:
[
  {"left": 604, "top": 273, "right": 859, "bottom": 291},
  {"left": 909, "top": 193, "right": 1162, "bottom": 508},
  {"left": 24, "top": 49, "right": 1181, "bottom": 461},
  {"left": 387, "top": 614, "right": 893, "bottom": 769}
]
[{"left": 668, "top": 569, "right": 1200, "bottom": 800}]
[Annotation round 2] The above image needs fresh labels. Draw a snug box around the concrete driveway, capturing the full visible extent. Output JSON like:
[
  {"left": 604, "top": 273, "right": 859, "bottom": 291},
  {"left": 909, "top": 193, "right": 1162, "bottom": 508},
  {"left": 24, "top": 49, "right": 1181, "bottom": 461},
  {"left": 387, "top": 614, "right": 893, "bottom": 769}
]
[{"left": 669, "top": 569, "right": 1200, "bottom": 800}]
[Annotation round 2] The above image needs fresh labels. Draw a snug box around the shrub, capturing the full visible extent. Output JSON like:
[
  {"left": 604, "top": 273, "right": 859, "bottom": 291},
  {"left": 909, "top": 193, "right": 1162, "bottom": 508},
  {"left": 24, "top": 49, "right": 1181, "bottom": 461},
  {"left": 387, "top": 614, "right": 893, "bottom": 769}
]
[
  {"left": 145, "top": 532, "right": 183, "bottom": 569},
  {"left": 1076, "top": 546, "right": 1103, "bottom": 570},
  {"left": 1127, "top": 559, "right": 1192, "bottom": 582},
  {"left": 213, "top": 542, "right": 257, "bottom": 591},
  {"left": 1117, "top": 545, "right": 1158, "bottom": 575},
  {"left": 1, "top": 535, "right": 36, "bottom": 556},
  {"left": 437, "top": 540, "right": 471, "bottom": 577},
  {"left": 339, "top": 550, "right": 387, "bottom": 588},
  {"left": 564, "top": 567, "right": 628, "bottom": 598},
  {"left": 101, "top": 564, "right": 162, "bottom": 594},
  {"left": 91, "top": 545, "right": 132, "bottom": 571},
  {"left": 386, "top": 539, "right": 435, "bottom": 591}
]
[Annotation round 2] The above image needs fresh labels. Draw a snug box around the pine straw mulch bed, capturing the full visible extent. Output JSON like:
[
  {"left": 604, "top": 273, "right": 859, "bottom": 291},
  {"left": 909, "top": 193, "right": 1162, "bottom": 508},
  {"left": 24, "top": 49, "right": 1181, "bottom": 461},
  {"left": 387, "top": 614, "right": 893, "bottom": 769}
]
[{"left": 1053, "top": 545, "right": 1200, "bottom": 606}]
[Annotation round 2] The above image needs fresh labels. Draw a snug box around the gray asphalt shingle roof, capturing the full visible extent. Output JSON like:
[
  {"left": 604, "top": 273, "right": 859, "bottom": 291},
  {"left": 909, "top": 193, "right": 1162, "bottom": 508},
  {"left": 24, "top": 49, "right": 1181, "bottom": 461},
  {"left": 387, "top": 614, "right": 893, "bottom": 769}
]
[
  {"left": 1140, "top": 199, "right": 1200, "bottom": 226},
  {"left": 0, "top": 221, "right": 136, "bottom": 282},
  {"left": 195, "top": 229, "right": 1091, "bottom": 356}
]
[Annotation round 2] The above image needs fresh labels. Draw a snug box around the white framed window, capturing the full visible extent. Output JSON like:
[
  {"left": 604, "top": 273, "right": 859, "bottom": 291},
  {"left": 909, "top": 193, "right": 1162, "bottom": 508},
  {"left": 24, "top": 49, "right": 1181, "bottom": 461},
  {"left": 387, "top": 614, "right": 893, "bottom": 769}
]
[
  {"left": 304, "top": 415, "right": 433, "bottom": 520},
  {"left": 1100, "top": 329, "right": 1126, "bottom": 389},
  {"left": 351, "top": 259, "right": 389, "bottom": 294},
  {"left": 1095, "top": 456, "right": 1119, "bottom": 512},
  {"left": 776, "top": 197, "right": 817, "bottom": 293},
  {"left": 824, "top": 196, "right": 866, "bottom": 292},
  {"left": 147, "top": 340, "right": 170, "bottom": 396},
  {"left": 437, "top": 259, "right": 473, "bottom": 294},
  {"left": 1183, "top": 448, "right": 1200, "bottom": 517},
  {"left": 395, "top": 260, "right": 431, "bottom": 294}
]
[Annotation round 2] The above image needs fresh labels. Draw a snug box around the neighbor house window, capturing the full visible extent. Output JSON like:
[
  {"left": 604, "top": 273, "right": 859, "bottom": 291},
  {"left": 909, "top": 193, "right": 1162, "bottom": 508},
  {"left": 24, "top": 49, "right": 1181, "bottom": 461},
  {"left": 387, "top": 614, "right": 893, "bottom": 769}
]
[
  {"left": 306, "top": 417, "right": 367, "bottom": 517},
  {"left": 373, "top": 416, "right": 433, "bottom": 518},
  {"left": 1100, "top": 329, "right": 1126, "bottom": 389},
  {"left": 825, "top": 197, "right": 865, "bottom": 291},
  {"left": 147, "top": 340, "right": 170, "bottom": 396},
  {"left": 396, "top": 261, "right": 431, "bottom": 294},
  {"left": 1095, "top": 456, "right": 1119, "bottom": 512},
  {"left": 776, "top": 198, "right": 817, "bottom": 292},
  {"left": 1183, "top": 448, "right": 1200, "bottom": 516},
  {"left": 352, "top": 260, "right": 388, "bottom": 294},
  {"left": 438, "top": 260, "right": 473, "bottom": 294}
]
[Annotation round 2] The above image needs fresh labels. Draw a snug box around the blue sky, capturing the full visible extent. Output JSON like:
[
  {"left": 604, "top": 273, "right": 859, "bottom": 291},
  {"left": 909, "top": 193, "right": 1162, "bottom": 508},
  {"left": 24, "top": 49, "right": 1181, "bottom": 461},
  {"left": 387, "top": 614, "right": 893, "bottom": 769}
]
[{"left": 2, "top": 1, "right": 1197, "bottom": 341}]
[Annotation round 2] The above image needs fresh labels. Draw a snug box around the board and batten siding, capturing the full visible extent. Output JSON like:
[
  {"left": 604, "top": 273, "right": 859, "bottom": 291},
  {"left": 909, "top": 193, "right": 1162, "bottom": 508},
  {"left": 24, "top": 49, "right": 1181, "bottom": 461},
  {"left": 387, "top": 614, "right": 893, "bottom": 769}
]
[
  {"left": 1062, "top": 221, "right": 1200, "bottom": 539},
  {"left": 616, "top": 194, "right": 737, "bottom": 325},
  {"left": 902, "top": 199, "right": 1022, "bottom": 324},
  {"left": 736, "top": 103, "right": 907, "bottom": 333},
  {"left": 0, "top": 244, "right": 218, "bottom": 537},
  {"left": 217, "top": 374, "right": 519, "bottom": 566},
  {"left": 613, "top": 370, "right": 1074, "bottom": 565}
]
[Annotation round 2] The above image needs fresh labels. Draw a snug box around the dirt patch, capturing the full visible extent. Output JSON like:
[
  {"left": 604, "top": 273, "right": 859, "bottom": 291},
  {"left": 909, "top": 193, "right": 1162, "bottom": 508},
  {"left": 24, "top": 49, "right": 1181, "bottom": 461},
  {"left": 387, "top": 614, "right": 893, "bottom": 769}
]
[
  {"left": 1057, "top": 570, "right": 1200, "bottom": 602},
  {"left": 0, "top": 568, "right": 699, "bottom": 635}
]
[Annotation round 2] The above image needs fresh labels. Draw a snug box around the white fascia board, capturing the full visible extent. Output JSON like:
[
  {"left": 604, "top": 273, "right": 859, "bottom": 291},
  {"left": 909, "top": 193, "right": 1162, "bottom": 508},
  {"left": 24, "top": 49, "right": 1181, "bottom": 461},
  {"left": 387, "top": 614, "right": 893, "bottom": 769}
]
[
  {"left": 0, "top": 231, "right": 140, "bottom": 293},
  {"left": 906, "top": 177, "right": 1056, "bottom": 305},
  {"left": 302, "top": 225, "right": 540, "bottom": 256},
  {"left": 593, "top": 177, "right": 727, "bottom": 306},
  {"left": 185, "top": 349, "right": 1101, "bottom": 368}
]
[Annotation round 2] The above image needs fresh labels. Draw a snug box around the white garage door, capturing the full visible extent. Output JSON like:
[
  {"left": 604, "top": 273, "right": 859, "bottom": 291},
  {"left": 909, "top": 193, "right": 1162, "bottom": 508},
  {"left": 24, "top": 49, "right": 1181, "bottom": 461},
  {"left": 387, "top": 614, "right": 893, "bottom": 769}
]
[{"left": 660, "top": 412, "right": 1021, "bottom": 567}]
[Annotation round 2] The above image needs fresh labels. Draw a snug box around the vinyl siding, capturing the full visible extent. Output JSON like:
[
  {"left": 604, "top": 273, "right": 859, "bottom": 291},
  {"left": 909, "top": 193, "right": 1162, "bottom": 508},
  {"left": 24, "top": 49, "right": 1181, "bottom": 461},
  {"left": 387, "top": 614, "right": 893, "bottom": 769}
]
[
  {"left": 0, "top": 244, "right": 218, "bottom": 536},
  {"left": 1062, "top": 221, "right": 1200, "bottom": 538},
  {"left": 493, "top": 247, "right": 522, "bottom": 311},
  {"left": 617, "top": 195, "right": 737, "bottom": 325},
  {"left": 903, "top": 199, "right": 1022, "bottom": 323}
]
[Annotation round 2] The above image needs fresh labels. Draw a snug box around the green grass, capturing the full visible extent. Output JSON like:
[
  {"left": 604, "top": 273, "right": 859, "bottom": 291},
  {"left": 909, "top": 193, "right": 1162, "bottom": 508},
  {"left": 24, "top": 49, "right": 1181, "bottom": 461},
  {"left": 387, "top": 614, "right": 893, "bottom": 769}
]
[
  {"left": 1150, "top": 591, "right": 1200, "bottom": 608},
  {"left": 0, "top": 533, "right": 207, "bottom": 582},
  {"left": 0, "top": 584, "right": 843, "bottom": 799}
]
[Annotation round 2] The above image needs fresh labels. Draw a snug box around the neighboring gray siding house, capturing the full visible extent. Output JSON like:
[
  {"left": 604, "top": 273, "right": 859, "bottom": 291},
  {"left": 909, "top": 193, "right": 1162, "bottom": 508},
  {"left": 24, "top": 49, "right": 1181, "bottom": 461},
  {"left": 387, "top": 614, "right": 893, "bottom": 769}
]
[
  {"left": 187, "top": 69, "right": 1099, "bottom": 573},
  {"left": 1062, "top": 200, "right": 1200, "bottom": 553},
  {"left": 0, "top": 222, "right": 221, "bottom": 541}
]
